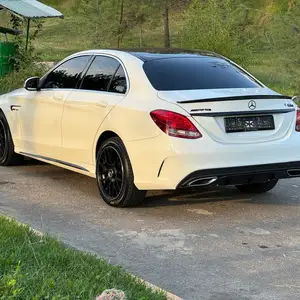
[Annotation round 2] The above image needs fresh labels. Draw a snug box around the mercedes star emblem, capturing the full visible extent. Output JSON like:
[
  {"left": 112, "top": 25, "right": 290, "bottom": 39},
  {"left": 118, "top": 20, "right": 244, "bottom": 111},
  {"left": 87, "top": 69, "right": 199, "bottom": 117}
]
[{"left": 248, "top": 100, "right": 256, "bottom": 110}]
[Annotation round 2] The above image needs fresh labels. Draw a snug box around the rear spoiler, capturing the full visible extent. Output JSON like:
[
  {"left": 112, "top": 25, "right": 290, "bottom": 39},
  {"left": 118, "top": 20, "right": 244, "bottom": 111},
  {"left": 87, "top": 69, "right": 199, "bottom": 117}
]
[{"left": 177, "top": 95, "right": 292, "bottom": 104}]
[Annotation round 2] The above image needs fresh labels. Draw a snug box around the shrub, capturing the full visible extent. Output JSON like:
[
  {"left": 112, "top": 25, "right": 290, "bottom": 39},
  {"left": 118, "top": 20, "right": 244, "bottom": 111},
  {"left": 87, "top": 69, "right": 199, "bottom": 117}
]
[{"left": 180, "top": 0, "right": 254, "bottom": 65}]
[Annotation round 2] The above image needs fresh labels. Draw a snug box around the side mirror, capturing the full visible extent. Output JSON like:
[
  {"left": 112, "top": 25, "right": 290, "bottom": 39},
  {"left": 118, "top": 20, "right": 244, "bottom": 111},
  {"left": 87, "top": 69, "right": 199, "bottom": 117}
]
[
  {"left": 292, "top": 96, "right": 300, "bottom": 107},
  {"left": 24, "top": 77, "right": 40, "bottom": 91}
]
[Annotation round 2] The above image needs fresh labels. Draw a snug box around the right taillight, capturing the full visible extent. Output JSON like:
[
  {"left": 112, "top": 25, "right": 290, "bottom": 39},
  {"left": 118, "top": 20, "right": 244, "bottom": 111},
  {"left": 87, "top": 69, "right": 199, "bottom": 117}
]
[
  {"left": 296, "top": 109, "right": 300, "bottom": 132},
  {"left": 150, "top": 109, "right": 202, "bottom": 139}
]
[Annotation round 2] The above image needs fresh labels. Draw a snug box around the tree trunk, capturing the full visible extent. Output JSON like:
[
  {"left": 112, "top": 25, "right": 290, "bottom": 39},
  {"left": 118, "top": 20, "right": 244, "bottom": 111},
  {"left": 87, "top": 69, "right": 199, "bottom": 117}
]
[
  {"left": 96, "top": 0, "right": 100, "bottom": 12},
  {"left": 117, "top": 0, "right": 124, "bottom": 48},
  {"left": 163, "top": 0, "right": 170, "bottom": 48},
  {"left": 139, "top": 25, "right": 143, "bottom": 47}
]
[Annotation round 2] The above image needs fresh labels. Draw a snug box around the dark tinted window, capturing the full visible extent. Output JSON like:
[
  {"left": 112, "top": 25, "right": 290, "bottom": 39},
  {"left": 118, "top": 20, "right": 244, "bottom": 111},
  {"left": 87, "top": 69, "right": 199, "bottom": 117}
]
[
  {"left": 143, "top": 57, "right": 261, "bottom": 91},
  {"left": 42, "top": 56, "right": 90, "bottom": 89},
  {"left": 108, "top": 65, "right": 127, "bottom": 94},
  {"left": 81, "top": 56, "right": 120, "bottom": 91}
]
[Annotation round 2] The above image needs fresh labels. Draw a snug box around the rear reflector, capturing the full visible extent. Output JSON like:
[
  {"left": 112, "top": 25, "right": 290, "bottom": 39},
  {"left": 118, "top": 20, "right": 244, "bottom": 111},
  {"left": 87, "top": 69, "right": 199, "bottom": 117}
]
[
  {"left": 296, "top": 109, "right": 300, "bottom": 132},
  {"left": 150, "top": 109, "right": 202, "bottom": 139}
]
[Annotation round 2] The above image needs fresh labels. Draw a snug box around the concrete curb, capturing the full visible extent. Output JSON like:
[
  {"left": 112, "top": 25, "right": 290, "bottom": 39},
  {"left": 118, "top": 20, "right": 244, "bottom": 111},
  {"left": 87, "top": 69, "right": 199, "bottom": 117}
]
[
  {"left": 2, "top": 215, "right": 184, "bottom": 300},
  {"left": 131, "top": 274, "right": 184, "bottom": 300}
]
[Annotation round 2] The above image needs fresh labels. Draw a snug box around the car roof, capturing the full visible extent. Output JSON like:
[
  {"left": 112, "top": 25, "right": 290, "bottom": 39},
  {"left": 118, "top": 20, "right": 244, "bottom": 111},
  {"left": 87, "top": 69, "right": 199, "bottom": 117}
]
[{"left": 75, "top": 48, "right": 225, "bottom": 62}]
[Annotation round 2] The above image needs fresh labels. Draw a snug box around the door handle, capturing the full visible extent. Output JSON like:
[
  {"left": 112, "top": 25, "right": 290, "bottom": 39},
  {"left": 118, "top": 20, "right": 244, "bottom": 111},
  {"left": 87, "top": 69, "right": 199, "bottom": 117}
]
[
  {"left": 10, "top": 105, "right": 21, "bottom": 111},
  {"left": 53, "top": 94, "right": 64, "bottom": 101},
  {"left": 95, "top": 101, "right": 108, "bottom": 108}
]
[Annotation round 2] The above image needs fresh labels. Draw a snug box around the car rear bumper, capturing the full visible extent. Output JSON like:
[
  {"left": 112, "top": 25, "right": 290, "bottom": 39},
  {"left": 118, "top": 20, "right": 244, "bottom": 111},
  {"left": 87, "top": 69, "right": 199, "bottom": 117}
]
[
  {"left": 126, "top": 131, "right": 300, "bottom": 190},
  {"left": 176, "top": 161, "right": 300, "bottom": 189}
]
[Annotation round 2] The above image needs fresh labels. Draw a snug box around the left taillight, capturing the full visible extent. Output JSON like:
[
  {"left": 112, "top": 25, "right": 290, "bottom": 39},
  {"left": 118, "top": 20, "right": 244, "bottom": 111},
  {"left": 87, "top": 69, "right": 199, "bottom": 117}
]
[
  {"left": 150, "top": 109, "right": 202, "bottom": 139},
  {"left": 296, "top": 109, "right": 300, "bottom": 132}
]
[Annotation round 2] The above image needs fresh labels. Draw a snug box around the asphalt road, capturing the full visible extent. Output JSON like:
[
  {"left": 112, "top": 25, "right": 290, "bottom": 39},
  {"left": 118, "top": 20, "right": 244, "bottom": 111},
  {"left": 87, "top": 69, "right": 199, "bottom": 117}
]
[{"left": 1, "top": 162, "right": 300, "bottom": 300}]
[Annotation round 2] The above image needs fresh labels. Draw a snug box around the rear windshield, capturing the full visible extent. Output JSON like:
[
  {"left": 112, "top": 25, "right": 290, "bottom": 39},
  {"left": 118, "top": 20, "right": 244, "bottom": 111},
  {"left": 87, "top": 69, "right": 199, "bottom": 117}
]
[{"left": 143, "top": 57, "right": 261, "bottom": 91}]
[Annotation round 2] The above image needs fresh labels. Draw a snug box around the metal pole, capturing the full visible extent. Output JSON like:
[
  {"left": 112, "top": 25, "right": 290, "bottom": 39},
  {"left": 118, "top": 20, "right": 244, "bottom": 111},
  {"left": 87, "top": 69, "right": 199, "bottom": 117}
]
[{"left": 25, "top": 19, "right": 30, "bottom": 50}]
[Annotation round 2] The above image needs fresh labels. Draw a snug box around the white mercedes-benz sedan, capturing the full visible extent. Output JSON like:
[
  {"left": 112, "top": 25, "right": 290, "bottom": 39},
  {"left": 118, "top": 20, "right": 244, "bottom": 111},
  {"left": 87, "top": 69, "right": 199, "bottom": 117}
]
[{"left": 0, "top": 48, "right": 299, "bottom": 206}]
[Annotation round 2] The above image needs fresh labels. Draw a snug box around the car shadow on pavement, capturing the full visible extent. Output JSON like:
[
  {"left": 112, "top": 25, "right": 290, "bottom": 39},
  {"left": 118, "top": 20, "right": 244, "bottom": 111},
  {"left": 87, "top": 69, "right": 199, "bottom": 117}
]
[
  {"left": 22, "top": 158, "right": 46, "bottom": 166},
  {"left": 8, "top": 163, "right": 299, "bottom": 208},
  {"left": 141, "top": 185, "right": 299, "bottom": 207},
  {"left": 141, "top": 187, "right": 249, "bottom": 207}
]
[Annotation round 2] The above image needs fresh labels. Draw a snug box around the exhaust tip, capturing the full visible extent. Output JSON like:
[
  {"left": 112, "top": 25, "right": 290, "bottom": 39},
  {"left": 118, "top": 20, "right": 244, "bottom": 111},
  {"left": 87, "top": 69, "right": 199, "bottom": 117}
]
[
  {"left": 187, "top": 176, "right": 218, "bottom": 187},
  {"left": 287, "top": 169, "right": 300, "bottom": 177}
]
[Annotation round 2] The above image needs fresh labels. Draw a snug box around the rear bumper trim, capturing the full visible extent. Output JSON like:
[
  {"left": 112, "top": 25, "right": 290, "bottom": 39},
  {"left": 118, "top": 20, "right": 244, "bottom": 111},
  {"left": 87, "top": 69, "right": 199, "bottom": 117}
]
[{"left": 177, "top": 161, "right": 300, "bottom": 189}]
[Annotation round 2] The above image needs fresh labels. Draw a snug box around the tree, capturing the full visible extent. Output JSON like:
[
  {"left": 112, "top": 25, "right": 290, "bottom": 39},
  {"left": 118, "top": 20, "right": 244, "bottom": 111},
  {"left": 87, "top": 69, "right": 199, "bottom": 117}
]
[
  {"left": 117, "top": 0, "right": 124, "bottom": 48},
  {"left": 241, "top": 0, "right": 300, "bottom": 94},
  {"left": 163, "top": 0, "right": 170, "bottom": 47},
  {"left": 180, "top": 0, "right": 250, "bottom": 62}
]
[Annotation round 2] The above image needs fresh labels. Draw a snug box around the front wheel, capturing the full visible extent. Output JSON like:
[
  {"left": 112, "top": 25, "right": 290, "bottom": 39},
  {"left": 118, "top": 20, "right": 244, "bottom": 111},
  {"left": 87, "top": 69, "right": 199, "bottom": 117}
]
[
  {"left": 235, "top": 179, "right": 279, "bottom": 194},
  {"left": 0, "top": 113, "right": 23, "bottom": 166},
  {"left": 96, "top": 137, "right": 146, "bottom": 207}
]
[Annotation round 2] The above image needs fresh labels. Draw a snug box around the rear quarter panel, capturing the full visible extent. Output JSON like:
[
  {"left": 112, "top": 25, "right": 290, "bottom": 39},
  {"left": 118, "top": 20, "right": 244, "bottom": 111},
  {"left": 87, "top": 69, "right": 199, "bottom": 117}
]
[
  {"left": 91, "top": 95, "right": 182, "bottom": 186},
  {"left": 91, "top": 56, "right": 190, "bottom": 167}
]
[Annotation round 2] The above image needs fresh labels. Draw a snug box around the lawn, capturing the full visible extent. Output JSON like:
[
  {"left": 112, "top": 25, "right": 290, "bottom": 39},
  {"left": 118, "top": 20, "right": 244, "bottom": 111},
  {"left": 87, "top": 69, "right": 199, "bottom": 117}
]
[{"left": 0, "top": 216, "right": 166, "bottom": 300}]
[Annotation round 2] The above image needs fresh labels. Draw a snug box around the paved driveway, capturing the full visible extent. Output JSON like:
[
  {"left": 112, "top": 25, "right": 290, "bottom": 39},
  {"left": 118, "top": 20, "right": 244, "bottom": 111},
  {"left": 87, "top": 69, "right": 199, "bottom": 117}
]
[{"left": 1, "top": 162, "right": 300, "bottom": 299}]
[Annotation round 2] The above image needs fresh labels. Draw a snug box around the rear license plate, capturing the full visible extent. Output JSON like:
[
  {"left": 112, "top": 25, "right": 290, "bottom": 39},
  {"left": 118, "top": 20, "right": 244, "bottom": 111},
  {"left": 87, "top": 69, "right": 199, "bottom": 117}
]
[{"left": 225, "top": 115, "right": 275, "bottom": 133}]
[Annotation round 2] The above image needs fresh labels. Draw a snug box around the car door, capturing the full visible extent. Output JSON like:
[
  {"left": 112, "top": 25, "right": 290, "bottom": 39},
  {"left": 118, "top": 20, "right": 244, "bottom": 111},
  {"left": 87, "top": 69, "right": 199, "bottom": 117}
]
[
  {"left": 19, "top": 55, "right": 91, "bottom": 159},
  {"left": 60, "top": 55, "right": 128, "bottom": 167}
]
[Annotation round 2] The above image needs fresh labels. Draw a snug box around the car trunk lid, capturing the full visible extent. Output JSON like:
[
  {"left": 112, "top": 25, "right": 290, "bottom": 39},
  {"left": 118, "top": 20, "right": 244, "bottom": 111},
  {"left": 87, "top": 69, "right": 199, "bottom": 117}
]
[{"left": 158, "top": 88, "right": 296, "bottom": 144}]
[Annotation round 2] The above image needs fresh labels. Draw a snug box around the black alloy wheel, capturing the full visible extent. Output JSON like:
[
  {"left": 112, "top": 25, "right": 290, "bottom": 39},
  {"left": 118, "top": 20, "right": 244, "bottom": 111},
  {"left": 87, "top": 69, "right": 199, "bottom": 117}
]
[
  {"left": 98, "top": 145, "right": 124, "bottom": 201},
  {"left": 0, "top": 113, "right": 23, "bottom": 166},
  {"left": 0, "top": 119, "right": 7, "bottom": 163},
  {"left": 236, "top": 179, "right": 279, "bottom": 194},
  {"left": 96, "top": 137, "right": 146, "bottom": 207}
]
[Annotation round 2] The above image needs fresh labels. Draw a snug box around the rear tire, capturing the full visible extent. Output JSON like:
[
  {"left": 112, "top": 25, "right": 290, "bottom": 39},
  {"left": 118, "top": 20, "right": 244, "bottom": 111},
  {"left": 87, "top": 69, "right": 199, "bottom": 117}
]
[
  {"left": 0, "top": 113, "right": 23, "bottom": 166},
  {"left": 235, "top": 179, "right": 278, "bottom": 194},
  {"left": 96, "top": 137, "right": 146, "bottom": 207}
]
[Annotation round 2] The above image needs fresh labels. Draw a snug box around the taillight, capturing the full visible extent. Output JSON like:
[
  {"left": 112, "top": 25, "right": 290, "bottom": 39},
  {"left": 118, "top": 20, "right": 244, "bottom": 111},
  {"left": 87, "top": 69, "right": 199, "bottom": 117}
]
[
  {"left": 150, "top": 109, "right": 202, "bottom": 139},
  {"left": 296, "top": 109, "right": 300, "bottom": 132}
]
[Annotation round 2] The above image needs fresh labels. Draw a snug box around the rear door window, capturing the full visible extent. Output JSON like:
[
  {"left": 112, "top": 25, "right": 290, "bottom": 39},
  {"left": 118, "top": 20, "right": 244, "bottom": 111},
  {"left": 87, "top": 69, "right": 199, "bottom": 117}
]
[
  {"left": 80, "top": 56, "right": 120, "bottom": 92},
  {"left": 143, "top": 57, "right": 261, "bottom": 91}
]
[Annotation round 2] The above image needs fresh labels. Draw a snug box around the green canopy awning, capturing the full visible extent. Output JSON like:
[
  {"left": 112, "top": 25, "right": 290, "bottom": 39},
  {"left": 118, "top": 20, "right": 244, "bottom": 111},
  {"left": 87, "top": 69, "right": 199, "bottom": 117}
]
[
  {"left": 0, "top": 0, "right": 63, "bottom": 19},
  {"left": 0, "top": 0, "right": 63, "bottom": 49}
]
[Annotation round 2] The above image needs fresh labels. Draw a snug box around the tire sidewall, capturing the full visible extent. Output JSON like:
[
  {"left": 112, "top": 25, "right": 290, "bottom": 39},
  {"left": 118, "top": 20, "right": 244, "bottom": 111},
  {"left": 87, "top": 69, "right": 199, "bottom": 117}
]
[
  {"left": 96, "top": 138, "right": 132, "bottom": 206},
  {"left": 0, "top": 114, "right": 11, "bottom": 165},
  {"left": 237, "top": 179, "right": 279, "bottom": 193}
]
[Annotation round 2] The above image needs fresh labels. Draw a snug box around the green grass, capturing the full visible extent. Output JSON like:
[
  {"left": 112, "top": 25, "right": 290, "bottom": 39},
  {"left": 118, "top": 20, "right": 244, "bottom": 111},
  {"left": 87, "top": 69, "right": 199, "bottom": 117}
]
[
  {"left": 0, "top": 64, "right": 47, "bottom": 94},
  {"left": 246, "top": 53, "right": 298, "bottom": 96},
  {"left": 248, "top": 64, "right": 296, "bottom": 96},
  {"left": 0, "top": 216, "right": 166, "bottom": 300}
]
